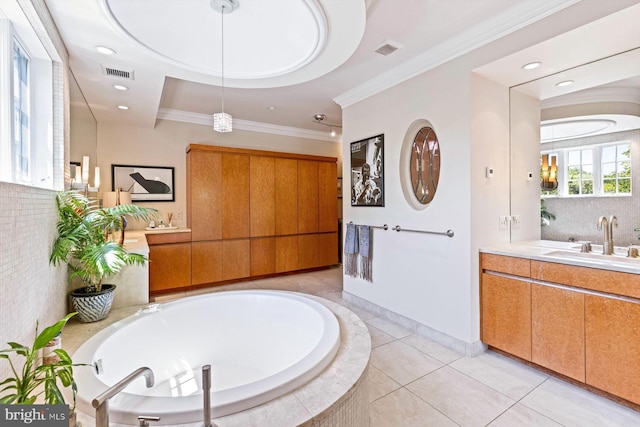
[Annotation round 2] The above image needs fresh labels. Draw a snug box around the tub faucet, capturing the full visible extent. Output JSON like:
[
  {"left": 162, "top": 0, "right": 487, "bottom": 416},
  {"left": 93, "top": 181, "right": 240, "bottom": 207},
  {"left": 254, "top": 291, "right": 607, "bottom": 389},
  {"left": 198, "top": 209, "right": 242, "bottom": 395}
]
[
  {"left": 202, "top": 365, "right": 217, "bottom": 427},
  {"left": 92, "top": 367, "right": 155, "bottom": 427}
]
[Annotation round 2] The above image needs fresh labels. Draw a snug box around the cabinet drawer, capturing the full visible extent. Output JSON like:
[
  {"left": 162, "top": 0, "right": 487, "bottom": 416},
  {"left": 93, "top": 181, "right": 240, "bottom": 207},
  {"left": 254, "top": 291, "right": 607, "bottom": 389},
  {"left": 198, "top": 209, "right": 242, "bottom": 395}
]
[
  {"left": 531, "top": 260, "right": 640, "bottom": 299},
  {"left": 481, "top": 253, "right": 530, "bottom": 277},
  {"left": 146, "top": 231, "right": 191, "bottom": 245}
]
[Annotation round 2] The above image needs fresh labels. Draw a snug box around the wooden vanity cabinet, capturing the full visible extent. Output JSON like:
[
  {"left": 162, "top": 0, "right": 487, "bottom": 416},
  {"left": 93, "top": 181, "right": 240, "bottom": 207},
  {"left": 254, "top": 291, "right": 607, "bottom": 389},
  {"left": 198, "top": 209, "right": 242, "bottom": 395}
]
[
  {"left": 147, "top": 232, "right": 192, "bottom": 292},
  {"left": 481, "top": 251, "right": 640, "bottom": 406},
  {"left": 481, "top": 272, "right": 531, "bottom": 360},
  {"left": 586, "top": 295, "right": 640, "bottom": 404},
  {"left": 531, "top": 284, "right": 585, "bottom": 381}
]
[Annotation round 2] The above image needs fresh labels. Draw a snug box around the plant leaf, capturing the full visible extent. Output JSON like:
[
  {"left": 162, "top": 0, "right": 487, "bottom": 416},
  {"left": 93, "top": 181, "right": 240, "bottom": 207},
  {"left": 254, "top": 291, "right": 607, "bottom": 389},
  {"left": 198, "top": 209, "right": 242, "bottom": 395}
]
[{"left": 34, "top": 313, "right": 76, "bottom": 351}]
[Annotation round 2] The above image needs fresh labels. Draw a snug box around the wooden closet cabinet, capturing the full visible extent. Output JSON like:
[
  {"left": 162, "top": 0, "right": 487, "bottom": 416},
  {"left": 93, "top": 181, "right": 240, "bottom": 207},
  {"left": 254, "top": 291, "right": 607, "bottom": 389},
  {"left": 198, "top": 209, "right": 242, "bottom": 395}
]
[{"left": 187, "top": 144, "right": 338, "bottom": 289}]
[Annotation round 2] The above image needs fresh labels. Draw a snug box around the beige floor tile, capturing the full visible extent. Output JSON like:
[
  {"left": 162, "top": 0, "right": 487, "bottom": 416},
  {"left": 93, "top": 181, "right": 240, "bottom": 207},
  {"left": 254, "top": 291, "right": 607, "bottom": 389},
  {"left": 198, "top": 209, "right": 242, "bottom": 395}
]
[
  {"left": 368, "top": 364, "right": 401, "bottom": 402},
  {"left": 488, "top": 403, "right": 562, "bottom": 427},
  {"left": 406, "top": 366, "right": 515, "bottom": 427},
  {"left": 449, "top": 351, "right": 548, "bottom": 400},
  {"left": 370, "top": 387, "right": 458, "bottom": 427},
  {"left": 400, "top": 334, "right": 462, "bottom": 364},
  {"left": 366, "top": 323, "right": 395, "bottom": 348},
  {"left": 520, "top": 378, "right": 640, "bottom": 427},
  {"left": 370, "top": 340, "right": 443, "bottom": 385},
  {"left": 366, "top": 317, "right": 413, "bottom": 339}
]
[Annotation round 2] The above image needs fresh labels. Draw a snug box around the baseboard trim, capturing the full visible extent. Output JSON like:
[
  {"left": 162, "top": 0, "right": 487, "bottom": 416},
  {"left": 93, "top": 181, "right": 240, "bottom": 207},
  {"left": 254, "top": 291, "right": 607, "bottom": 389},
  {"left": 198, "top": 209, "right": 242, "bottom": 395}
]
[{"left": 342, "top": 291, "right": 487, "bottom": 357}]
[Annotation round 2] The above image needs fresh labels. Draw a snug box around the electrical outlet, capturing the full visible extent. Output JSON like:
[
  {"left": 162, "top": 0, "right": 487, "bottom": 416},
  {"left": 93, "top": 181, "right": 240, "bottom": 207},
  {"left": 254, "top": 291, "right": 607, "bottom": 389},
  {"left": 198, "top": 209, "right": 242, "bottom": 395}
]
[
  {"left": 176, "top": 212, "right": 183, "bottom": 220},
  {"left": 499, "top": 215, "right": 510, "bottom": 229},
  {"left": 511, "top": 215, "right": 520, "bottom": 225}
]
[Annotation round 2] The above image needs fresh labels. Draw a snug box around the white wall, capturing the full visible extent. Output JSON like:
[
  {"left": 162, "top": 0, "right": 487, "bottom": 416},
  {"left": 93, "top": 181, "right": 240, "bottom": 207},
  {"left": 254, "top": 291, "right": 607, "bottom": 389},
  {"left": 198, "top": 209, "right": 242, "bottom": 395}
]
[
  {"left": 96, "top": 119, "right": 342, "bottom": 229},
  {"left": 342, "top": 55, "right": 511, "bottom": 346},
  {"left": 510, "top": 89, "right": 543, "bottom": 242}
]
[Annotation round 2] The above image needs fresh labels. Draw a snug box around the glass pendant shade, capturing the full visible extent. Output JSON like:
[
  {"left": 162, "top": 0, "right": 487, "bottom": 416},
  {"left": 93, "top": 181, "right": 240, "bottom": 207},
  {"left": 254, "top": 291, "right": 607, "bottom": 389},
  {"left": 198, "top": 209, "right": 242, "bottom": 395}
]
[{"left": 213, "top": 112, "right": 233, "bottom": 132}]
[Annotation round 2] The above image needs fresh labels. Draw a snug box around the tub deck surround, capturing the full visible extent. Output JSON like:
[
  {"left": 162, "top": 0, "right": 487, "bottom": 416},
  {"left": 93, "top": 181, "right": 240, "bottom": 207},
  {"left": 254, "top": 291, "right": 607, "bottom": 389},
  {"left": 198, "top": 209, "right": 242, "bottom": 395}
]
[
  {"left": 67, "top": 291, "right": 371, "bottom": 427},
  {"left": 480, "top": 240, "right": 640, "bottom": 409}
]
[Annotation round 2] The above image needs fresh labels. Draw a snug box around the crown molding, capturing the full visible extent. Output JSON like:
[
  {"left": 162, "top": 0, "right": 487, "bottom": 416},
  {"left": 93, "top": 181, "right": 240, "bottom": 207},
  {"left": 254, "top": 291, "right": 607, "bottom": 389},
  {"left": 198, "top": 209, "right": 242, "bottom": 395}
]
[
  {"left": 542, "top": 87, "right": 640, "bottom": 109},
  {"left": 157, "top": 108, "right": 341, "bottom": 142},
  {"left": 334, "top": 0, "right": 580, "bottom": 108}
]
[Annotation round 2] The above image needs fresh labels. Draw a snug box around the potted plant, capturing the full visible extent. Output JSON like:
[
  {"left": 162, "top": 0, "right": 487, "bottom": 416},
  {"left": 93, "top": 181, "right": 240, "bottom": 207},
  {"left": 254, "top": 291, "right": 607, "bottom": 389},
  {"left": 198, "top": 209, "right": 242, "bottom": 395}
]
[
  {"left": 0, "top": 313, "right": 84, "bottom": 426},
  {"left": 541, "top": 199, "right": 556, "bottom": 226},
  {"left": 50, "top": 190, "right": 157, "bottom": 322}
]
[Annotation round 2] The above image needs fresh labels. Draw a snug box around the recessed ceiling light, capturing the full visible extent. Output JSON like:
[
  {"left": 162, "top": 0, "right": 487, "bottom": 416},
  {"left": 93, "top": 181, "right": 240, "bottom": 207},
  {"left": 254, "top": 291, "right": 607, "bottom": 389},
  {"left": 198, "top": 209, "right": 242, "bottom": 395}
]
[
  {"left": 117, "top": 105, "right": 129, "bottom": 110},
  {"left": 95, "top": 45, "right": 116, "bottom": 55},
  {"left": 113, "top": 84, "right": 128, "bottom": 91},
  {"left": 267, "top": 106, "right": 276, "bottom": 110},
  {"left": 556, "top": 80, "right": 574, "bottom": 87},
  {"left": 521, "top": 62, "right": 541, "bottom": 70}
]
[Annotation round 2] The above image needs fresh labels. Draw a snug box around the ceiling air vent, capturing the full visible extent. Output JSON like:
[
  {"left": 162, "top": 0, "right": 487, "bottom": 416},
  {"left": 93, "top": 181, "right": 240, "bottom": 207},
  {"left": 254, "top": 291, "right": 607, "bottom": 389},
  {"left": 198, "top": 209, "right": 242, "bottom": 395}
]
[
  {"left": 375, "top": 39, "right": 401, "bottom": 56},
  {"left": 101, "top": 64, "right": 135, "bottom": 80}
]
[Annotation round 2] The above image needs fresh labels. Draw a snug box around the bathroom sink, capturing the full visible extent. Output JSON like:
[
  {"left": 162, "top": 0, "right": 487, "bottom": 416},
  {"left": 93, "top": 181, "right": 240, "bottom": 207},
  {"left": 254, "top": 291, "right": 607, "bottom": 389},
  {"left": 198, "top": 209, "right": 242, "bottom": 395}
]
[{"left": 543, "top": 250, "right": 640, "bottom": 269}]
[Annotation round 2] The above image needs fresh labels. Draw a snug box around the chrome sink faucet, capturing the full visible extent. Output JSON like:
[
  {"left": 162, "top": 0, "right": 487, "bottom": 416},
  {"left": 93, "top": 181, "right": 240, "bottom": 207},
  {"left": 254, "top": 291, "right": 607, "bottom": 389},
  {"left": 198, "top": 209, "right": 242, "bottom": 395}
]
[{"left": 597, "top": 215, "right": 617, "bottom": 255}]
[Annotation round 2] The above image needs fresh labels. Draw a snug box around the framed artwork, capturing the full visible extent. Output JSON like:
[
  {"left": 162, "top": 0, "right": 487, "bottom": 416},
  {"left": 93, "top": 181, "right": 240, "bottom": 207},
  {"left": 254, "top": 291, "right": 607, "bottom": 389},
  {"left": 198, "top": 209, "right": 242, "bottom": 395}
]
[
  {"left": 111, "top": 164, "right": 175, "bottom": 202},
  {"left": 350, "top": 134, "right": 384, "bottom": 206}
]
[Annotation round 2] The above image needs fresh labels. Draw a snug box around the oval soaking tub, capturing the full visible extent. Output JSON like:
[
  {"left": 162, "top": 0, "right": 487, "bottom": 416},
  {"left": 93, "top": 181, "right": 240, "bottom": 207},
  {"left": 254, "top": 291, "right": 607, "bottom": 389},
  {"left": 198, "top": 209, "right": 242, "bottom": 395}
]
[{"left": 73, "top": 290, "right": 341, "bottom": 425}]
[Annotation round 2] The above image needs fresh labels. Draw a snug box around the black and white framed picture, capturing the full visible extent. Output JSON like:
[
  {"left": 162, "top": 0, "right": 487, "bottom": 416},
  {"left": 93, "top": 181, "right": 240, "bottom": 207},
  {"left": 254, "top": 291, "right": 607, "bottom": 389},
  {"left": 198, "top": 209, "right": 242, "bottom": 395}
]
[
  {"left": 350, "top": 134, "right": 384, "bottom": 206},
  {"left": 112, "top": 164, "right": 175, "bottom": 202}
]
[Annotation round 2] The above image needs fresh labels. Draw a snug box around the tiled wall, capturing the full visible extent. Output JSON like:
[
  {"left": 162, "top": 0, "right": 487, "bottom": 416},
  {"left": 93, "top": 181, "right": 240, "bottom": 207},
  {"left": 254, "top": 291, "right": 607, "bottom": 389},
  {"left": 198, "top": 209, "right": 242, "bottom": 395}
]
[
  {"left": 542, "top": 129, "right": 640, "bottom": 246},
  {"left": 0, "top": 183, "right": 68, "bottom": 380},
  {"left": 0, "top": 0, "right": 69, "bottom": 381}
]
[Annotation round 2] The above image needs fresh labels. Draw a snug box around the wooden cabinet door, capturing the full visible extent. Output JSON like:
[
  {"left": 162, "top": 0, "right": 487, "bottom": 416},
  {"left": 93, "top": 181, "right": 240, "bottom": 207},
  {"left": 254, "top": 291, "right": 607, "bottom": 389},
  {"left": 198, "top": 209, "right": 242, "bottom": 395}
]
[
  {"left": 318, "top": 161, "right": 338, "bottom": 232},
  {"left": 298, "top": 234, "right": 319, "bottom": 270},
  {"left": 481, "top": 273, "right": 531, "bottom": 361},
  {"left": 222, "top": 239, "right": 250, "bottom": 280},
  {"left": 275, "top": 235, "right": 298, "bottom": 273},
  {"left": 222, "top": 153, "right": 250, "bottom": 239},
  {"left": 191, "top": 241, "right": 222, "bottom": 286},
  {"left": 188, "top": 151, "right": 221, "bottom": 241},
  {"left": 318, "top": 232, "right": 338, "bottom": 266},
  {"left": 250, "top": 156, "right": 275, "bottom": 237},
  {"left": 149, "top": 243, "right": 191, "bottom": 292},
  {"left": 297, "top": 160, "right": 319, "bottom": 234},
  {"left": 275, "top": 158, "right": 297, "bottom": 235},
  {"left": 251, "top": 237, "right": 275, "bottom": 276},
  {"left": 532, "top": 284, "right": 585, "bottom": 381},
  {"left": 586, "top": 295, "right": 640, "bottom": 405}
]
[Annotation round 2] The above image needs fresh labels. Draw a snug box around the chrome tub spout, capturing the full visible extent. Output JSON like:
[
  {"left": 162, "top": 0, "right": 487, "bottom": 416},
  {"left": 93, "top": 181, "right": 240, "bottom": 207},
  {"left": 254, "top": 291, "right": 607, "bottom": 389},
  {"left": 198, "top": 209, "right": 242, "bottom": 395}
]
[{"left": 92, "top": 367, "right": 155, "bottom": 427}]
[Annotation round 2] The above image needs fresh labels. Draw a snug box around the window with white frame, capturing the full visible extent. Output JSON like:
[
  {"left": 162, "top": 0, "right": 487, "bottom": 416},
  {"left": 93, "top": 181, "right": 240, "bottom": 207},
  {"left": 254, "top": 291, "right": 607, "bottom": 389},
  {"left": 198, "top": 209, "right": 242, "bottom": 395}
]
[
  {"left": 601, "top": 143, "right": 631, "bottom": 194},
  {"left": 13, "top": 40, "right": 30, "bottom": 182},
  {"left": 541, "top": 142, "right": 632, "bottom": 198},
  {"left": 0, "top": 4, "right": 54, "bottom": 189},
  {"left": 567, "top": 148, "right": 593, "bottom": 195}
]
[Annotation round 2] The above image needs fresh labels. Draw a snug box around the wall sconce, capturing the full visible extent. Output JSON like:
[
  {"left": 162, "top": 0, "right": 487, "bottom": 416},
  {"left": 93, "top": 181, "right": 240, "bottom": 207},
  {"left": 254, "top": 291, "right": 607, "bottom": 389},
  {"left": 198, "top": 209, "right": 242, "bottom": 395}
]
[
  {"left": 71, "top": 155, "right": 100, "bottom": 193},
  {"left": 541, "top": 154, "right": 558, "bottom": 190}
]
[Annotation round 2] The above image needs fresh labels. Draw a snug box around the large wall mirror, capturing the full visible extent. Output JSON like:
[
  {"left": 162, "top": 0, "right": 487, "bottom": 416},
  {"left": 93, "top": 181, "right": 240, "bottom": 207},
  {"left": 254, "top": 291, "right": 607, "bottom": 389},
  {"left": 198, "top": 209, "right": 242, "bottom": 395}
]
[
  {"left": 510, "top": 45, "right": 640, "bottom": 247},
  {"left": 69, "top": 71, "right": 97, "bottom": 183}
]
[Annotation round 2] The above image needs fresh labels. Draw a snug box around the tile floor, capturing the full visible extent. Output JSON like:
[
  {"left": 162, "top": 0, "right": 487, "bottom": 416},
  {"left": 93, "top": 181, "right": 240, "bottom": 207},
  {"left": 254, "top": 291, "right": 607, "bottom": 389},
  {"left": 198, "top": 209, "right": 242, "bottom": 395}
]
[{"left": 72, "top": 266, "right": 640, "bottom": 427}]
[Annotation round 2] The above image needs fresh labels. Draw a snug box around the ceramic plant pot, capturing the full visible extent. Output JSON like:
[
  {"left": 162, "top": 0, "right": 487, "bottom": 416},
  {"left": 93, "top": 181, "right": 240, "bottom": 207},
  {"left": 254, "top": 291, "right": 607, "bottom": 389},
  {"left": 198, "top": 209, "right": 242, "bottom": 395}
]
[{"left": 69, "top": 284, "right": 116, "bottom": 323}]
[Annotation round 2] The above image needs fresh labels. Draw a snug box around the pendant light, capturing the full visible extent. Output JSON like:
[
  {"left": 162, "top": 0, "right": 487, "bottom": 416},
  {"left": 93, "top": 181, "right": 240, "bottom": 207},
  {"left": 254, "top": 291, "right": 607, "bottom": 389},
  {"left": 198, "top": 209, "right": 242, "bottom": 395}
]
[{"left": 211, "top": 0, "right": 237, "bottom": 132}]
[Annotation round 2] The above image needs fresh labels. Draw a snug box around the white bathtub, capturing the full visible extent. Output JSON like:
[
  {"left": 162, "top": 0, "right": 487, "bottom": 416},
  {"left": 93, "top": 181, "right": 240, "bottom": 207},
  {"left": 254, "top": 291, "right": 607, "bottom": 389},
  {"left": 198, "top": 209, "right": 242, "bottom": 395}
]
[{"left": 73, "top": 290, "right": 341, "bottom": 425}]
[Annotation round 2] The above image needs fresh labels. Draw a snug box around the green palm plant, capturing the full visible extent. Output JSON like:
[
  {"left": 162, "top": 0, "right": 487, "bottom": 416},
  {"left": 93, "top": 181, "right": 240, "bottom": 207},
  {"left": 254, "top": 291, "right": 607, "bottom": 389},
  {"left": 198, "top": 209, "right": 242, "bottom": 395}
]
[
  {"left": 49, "top": 190, "right": 158, "bottom": 293},
  {"left": 0, "top": 313, "right": 81, "bottom": 406}
]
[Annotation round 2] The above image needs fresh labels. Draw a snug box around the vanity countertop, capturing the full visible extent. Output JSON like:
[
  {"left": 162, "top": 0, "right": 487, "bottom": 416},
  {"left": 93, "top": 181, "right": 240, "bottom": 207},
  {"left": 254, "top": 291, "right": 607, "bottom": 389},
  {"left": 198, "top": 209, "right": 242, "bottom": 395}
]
[{"left": 481, "top": 240, "right": 640, "bottom": 275}]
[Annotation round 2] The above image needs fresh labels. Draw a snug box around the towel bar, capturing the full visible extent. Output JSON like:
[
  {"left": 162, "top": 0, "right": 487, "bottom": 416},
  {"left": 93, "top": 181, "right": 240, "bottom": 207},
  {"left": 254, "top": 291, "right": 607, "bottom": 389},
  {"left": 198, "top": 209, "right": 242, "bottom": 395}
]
[
  {"left": 391, "top": 225, "right": 454, "bottom": 237},
  {"left": 348, "top": 221, "right": 388, "bottom": 230}
]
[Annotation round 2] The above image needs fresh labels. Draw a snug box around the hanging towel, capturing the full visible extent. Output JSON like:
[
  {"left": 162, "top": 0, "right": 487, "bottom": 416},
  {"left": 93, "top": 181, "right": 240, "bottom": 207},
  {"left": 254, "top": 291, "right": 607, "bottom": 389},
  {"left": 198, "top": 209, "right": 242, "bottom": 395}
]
[
  {"left": 358, "top": 225, "right": 373, "bottom": 282},
  {"left": 344, "top": 222, "right": 358, "bottom": 277}
]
